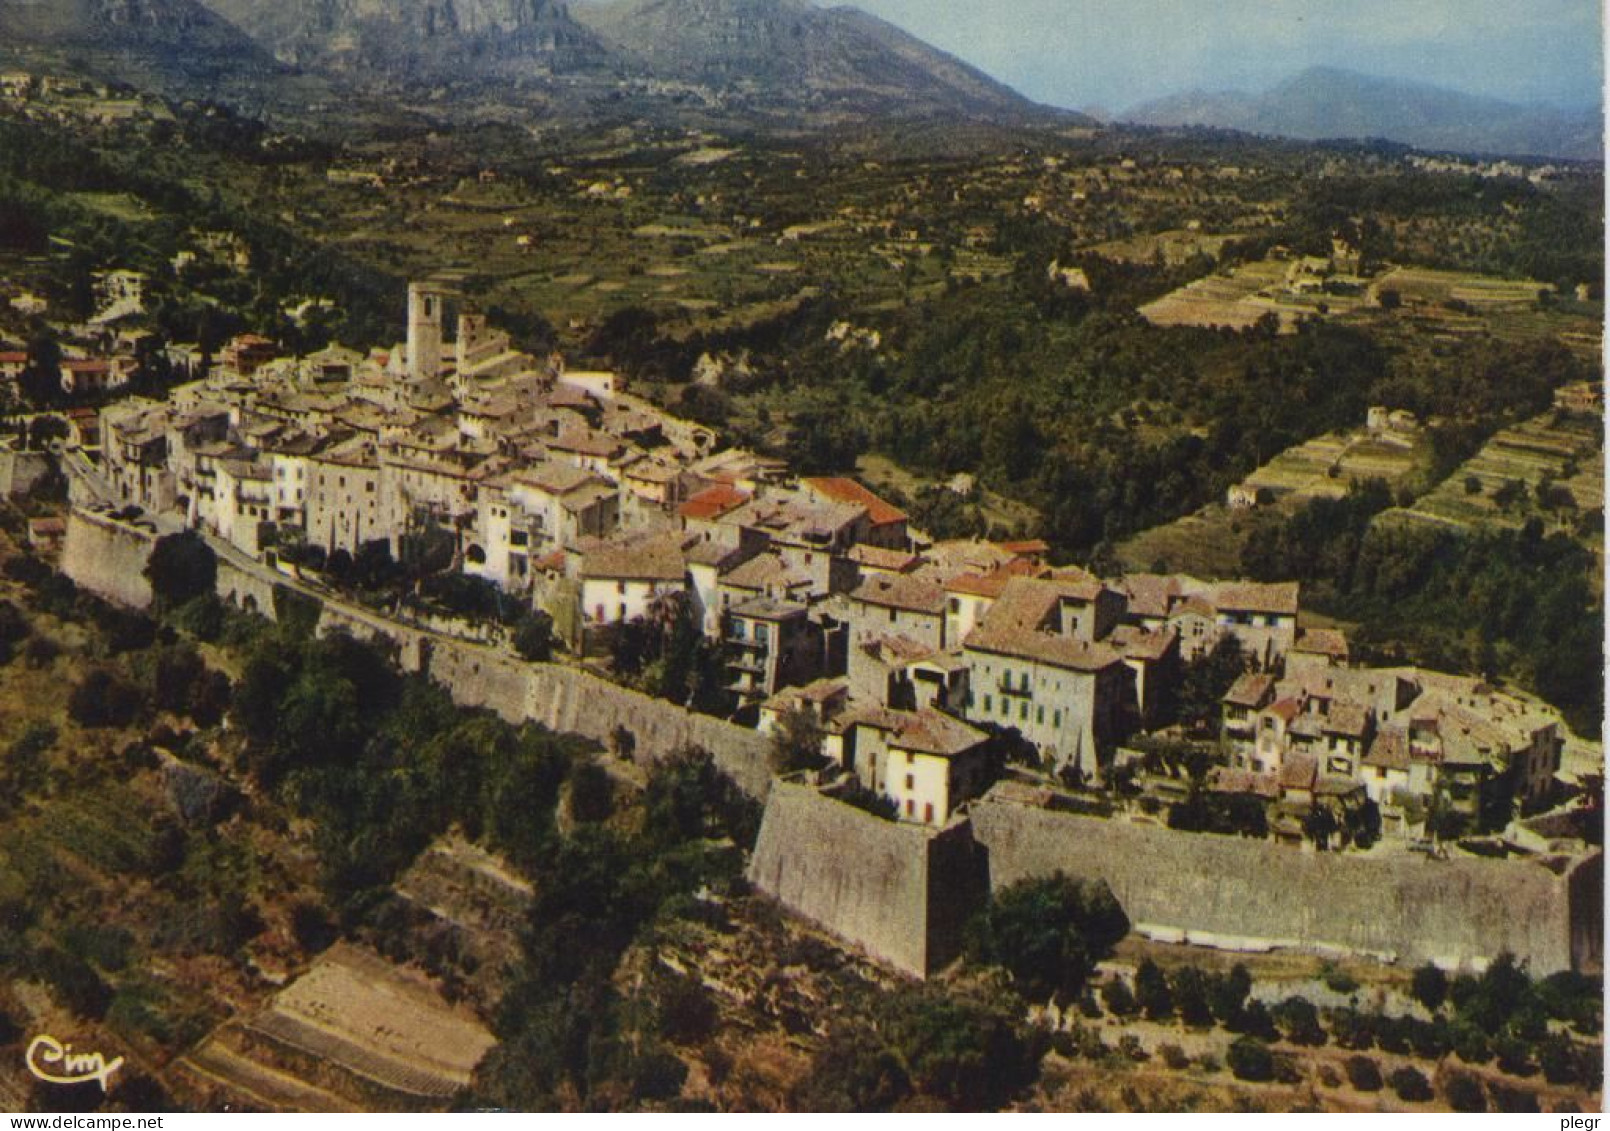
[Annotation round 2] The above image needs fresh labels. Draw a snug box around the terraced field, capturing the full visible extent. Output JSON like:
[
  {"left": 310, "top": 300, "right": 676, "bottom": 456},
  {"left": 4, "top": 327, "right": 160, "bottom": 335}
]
[
  {"left": 177, "top": 944, "right": 495, "bottom": 1111},
  {"left": 1236, "top": 426, "right": 1426, "bottom": 505},
  {"left": 1388, "top": 411, "right": 1603, "bottom": 534},
  {"left": 1138, "top": 258, "right": 1368, "bottom": 331}
]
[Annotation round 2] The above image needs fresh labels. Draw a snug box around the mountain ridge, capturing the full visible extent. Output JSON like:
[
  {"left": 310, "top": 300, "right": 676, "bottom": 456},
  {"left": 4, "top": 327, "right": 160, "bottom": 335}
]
[{"left": 1124, "top": 66, "right": 1602, "bottom": 162}]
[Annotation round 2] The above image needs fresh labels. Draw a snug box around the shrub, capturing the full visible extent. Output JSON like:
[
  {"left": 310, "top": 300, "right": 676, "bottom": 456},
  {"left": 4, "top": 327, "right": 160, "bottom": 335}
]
[
  {"left": 567, "top": 761, "right": 615, "bottom": 824},
  {"left": 1322, "top": 964, "right": 1360, "bottom": 995},
  {"left": 1494, "top": 1032, "right": 1534, "bottom": 1076},
  {"left": 68, "top": 667, "right": 144, "bottom": 728},
  {"left": 1451, "top": 1019, "right": 1493, "bottom": 1064},
  {"left": 290, "top": 902, "right": 337, "bottom": 955},
  {"left": 1100, "top": 979, "right": 1137, "bottom": 1018},
  {"left": 1170, "top": 965, "right": 1214, "bottom": 1028},
  {"left": 1344, "top": 1055, "right": 1382, "bottom": 1092},
  {"left": 1274, "top": 996, "right": 1326, "bottom": 1046},
  {"left": 1387, "top": 1066, "right": 1432, "bottom": 1103},
  {"left": 1486, "top": 1081, "right": 1539, "bottom": 1113},
  {"left": 32, "top": 948, "right": 111, "bottom": 1019},
  {"left": 1226, "top": 1036, "right": 1274, "bottom": 1082},
  {"left": 1443, "top": 1070, "right": 1485, "bottom": 1113},
  {"left": 1411, "top": 964, "right": 1449, "bottom": 1011},
  {"left": 1135, "top": 959, "right": 1173, "bottom": 1021},
  {"left": 1158, "top": 1043, "right": 1190, "bottom": 1070},
  {"left": 656, "top": 973, "right": 718, "bottom": 1045}
]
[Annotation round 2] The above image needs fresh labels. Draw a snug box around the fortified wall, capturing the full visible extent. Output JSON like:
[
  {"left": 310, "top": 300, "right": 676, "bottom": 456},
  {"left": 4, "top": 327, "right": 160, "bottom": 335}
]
[
  {"left": 0, "top": 449, "right": 52, "bottom": 498},
  {"left": 969, "top": 796, "right": 1601, "bottom": 974},
  {"left": 61, "top": 510, "right": 155, "bottom": 609},
  {"left": 747, "top": 781, "right": 985, "bottom": 978},
  {"left": 63, "top": 509, "right": 1601, "bottom": 976},
  {"left": 424, "top": 640, "right": 774, "bottom": 798},
  {"left": 60, "top": 508, "right": 772, "bottom": 796}
]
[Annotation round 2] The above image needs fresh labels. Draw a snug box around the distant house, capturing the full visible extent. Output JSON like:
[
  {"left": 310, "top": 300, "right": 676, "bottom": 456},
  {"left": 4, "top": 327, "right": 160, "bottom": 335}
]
[{"left": 60, "top": 357, "right": 131, "bottom": 396}]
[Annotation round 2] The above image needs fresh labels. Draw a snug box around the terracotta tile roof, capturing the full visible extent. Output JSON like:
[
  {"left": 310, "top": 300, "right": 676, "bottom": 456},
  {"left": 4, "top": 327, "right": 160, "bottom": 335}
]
[
  {"left": 964, "top": 579, "right": 1126, "bottom": 673},
  {"left": 1224, "top": 672, "right": 1276, "bottom": 709},
  {"left": 1323, "top": 702, "right": 1371, "bottom": 738},
  {"left": 851, "top": 573, "right": 947, "bottom": 616},
  {"left": 1173, "top": 595, "right": 1216, "bottom": 618},
  {"left": 1363, "top": 727, "right": 1410, "bottom": 770},
  {"left": 1212, "top": 581, "right": 1299, "bottom": 616},
  {"left": 1209, "top": 767, "right": 1280, "bottom": 799},
  {"left": 943, "top": 558, "right": 1041, "bottom": 598},
  {"left": 1316, "top": 775, "right": 1364, "bottom": 798},
  {"left": 1110, "top": 624, "right": 1178, "bottom": 662},
  {"left": 1266, "top": 698, "right": 1302, "bottom": 724},
  {"left": 581, "top": 531, "right": 692, "bottom": 583},
  {"left": 859, "top": 633, "right": 939, "bottom": 667},
  {"left": 944, "top": 571, "right": 1010, "bottom": 599},
  {"left": 996, "top": 538, "right": 1050, "bottom": 557},
  {"left": 801, "top": 476, "right": 907, "bottom": 526},
  {"left": 1294, "top": 627, "right": 1350, "bottom": 657},
  {"left": 721, "top": 552, "right": 808, "bottom": 593},
  {"left": 0, "top": 351, "right": 27, "bottom": 364},
  {"left": 1278, "top": 753, "right": 1318, "bottom": 791},
  {"left": 849, "top": 544, "right": 920, "bottom": 572},
  {"left": 1046, "top": 566, "right": 1106, "bottom": 602},
  {"left": 679, "top": 486, "right": 753, "bottom": 525},
  {"left": 548, "top": 428, "right": 622, "bottom": 458},
  {"left": 1121, "top": 573, "right": 1182, "bottom": 619},
  {"left": 847, "top": 707, "right": 987, "bottom": 758}
]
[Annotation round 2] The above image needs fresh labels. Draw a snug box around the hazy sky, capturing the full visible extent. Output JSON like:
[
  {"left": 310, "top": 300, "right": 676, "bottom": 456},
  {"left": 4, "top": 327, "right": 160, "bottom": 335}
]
[{"left": 829, "top": 0, "right": 1604, "bottom": 112}]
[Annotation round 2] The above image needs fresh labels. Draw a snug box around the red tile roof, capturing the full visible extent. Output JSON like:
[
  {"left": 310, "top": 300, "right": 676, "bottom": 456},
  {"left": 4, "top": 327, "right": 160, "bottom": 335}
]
[
  {"left": 678, "top": 483, "right": 750, "bottom": 521},
  {"left": 1213, "top": 581, "right": 1299, "bottom": 616},
  {"left": 801, "top": 476, "right": 907, "bottom": 526}
]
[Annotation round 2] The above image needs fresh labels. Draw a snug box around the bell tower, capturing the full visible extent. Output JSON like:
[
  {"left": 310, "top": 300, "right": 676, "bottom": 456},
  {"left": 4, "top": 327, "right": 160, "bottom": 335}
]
[{"left": 407, "top": 282, "right": 445, "bottom": 382}]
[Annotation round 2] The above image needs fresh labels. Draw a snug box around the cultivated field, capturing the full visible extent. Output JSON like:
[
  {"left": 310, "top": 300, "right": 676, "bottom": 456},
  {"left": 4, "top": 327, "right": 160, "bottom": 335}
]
[
  {"left": 1387, "top": 410, "right": 1603, "bottom": 535},
  {"left": 178, "top": 944, "right": 494, "bottom": 1111},
  {"left": 1236, "top": 426, "right": 1427, "bottom": 505}
]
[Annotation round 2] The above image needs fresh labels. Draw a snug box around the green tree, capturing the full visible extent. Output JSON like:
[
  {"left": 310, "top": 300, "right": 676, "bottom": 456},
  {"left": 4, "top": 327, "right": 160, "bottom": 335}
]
[
  {"left": 144, "top": 533, "right": 217, "bottom": 610},
  {"left": 1411, "top": 963, "right": 1448, "bottom": 1012},
  {"left": 1174, "top": 635, "right": 1245, "bottom": 732},
  {"left": 1345, "top": 1055, "right": 1382, "bottom": 1092},
  {"left": 965, "top": 874, "right": 1128, "bottom": 1002},
  {"left": 768, "top": 705, "right": 826, "bottom": 775},
  {"left": 877, "top": 985, "right": 1042, "bottom": 1110},
  {"left": 1388, "top": 1066, "right": 1432, "bottom": 1103},
  {"left": 1135, "top": 959, "right": 1174, "bottom": 1021},
  {"left": 1226, "top": 1036, "right": 1274, "bottom": 1082}
]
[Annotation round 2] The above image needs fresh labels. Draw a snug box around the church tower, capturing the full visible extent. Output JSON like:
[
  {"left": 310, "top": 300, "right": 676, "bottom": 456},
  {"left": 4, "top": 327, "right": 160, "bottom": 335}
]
[{"left": 407, "top": 282, "right": 445, "bottom": 382}]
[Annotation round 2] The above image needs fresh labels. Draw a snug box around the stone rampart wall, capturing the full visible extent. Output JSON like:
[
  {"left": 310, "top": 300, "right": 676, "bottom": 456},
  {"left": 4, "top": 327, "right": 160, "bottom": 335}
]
[{"left": 969, "top": 796, "right": 1597, "bottom": 973}]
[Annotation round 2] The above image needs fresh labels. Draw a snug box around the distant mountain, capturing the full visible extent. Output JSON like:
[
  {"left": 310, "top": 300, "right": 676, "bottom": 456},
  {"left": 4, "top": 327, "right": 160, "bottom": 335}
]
[
  {"left": 189, "top": 0, "right": 1063, "bottom": 124},
  {"left": 198, "top": 0, "right": 611, "bottom": 77},
  {"left": 1125, "top": 67, "right": 1603, "bottom": 162},
  {"left": 0, "top": 0, "right": 278, "bottom": 71},
  {"left": 573, "top": 0, "right": 1045, "bottom": 120}
]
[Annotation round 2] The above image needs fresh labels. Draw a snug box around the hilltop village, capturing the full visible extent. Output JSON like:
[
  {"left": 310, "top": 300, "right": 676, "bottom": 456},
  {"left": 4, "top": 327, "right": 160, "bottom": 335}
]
[{"left": 32, "top": 283, "right": 1581, "bottom": 857}]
